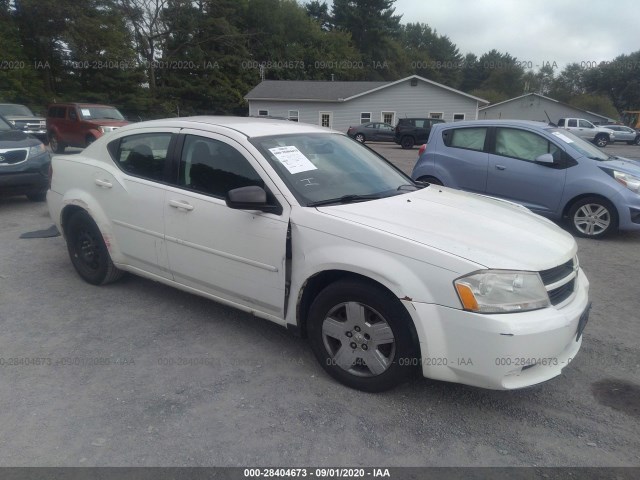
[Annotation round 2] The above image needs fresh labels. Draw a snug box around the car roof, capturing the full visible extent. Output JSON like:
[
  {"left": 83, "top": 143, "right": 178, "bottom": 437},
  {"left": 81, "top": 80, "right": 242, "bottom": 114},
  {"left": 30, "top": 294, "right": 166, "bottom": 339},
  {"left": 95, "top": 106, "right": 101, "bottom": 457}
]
[
  {"left": 433, "top": 119, "right": 552, "bottom": 129},
  {"left": 47, "top": 103, "right": 119, "bottom": 108},
  {"left": 119, "top": 116, "right": 335, "bottom": 138}
]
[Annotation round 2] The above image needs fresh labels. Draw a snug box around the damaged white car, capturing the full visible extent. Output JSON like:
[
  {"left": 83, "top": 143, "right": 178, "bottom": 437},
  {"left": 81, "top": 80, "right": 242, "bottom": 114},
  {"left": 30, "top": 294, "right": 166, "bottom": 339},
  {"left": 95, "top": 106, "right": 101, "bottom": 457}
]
[{"left": 48, "top": 117, "right": 590, "bottom": 392}]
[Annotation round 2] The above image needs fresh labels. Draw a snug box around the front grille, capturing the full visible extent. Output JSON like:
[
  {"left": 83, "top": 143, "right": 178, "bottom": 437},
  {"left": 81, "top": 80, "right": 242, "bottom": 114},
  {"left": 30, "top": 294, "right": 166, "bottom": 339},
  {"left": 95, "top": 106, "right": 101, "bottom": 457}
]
[
  {"left": 548, "top": 278, "right": 576, "bottom": 305},
  {"left": 539, "top": 257, "right": 577, "bottom": 306},
  {"left": 539, "top": 259, "right": 574, "bottom": 284},
  {"left": 0, "top": 149, "right": 28, "bottom": 165}
]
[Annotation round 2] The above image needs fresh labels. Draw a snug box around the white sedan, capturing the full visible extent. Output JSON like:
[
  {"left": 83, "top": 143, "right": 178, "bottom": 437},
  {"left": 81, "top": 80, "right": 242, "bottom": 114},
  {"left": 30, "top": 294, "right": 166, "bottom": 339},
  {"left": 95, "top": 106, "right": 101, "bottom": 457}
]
[{"left": 48, "top": 117, "right": 590, "bottom": 392}]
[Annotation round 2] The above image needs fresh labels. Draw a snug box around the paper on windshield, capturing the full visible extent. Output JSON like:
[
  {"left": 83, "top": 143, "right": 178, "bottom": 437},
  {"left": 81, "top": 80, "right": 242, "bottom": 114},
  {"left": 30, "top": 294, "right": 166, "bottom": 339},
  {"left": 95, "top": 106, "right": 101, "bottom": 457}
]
[
  {"left": 269, "top": 146, "right": 317, "bottom": 174},
  {"left": 551, "top": 131, "right": 574, "bottom": 143},
  {"left": 81, "top": 109, "right": 91, "bottom": 117}
]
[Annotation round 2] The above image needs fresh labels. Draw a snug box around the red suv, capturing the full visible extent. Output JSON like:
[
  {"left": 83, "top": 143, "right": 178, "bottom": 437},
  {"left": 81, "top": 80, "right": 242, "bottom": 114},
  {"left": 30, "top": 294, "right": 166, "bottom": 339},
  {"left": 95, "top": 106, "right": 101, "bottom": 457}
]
[{"left": 46, "top": 103, "right": 130, "bottom": 153}]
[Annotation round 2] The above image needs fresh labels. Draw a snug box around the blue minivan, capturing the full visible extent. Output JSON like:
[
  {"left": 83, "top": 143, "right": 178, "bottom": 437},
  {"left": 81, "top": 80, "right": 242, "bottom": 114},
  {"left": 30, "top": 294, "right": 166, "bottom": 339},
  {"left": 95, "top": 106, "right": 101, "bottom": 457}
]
[{"left": 411, "top": 120, "right": 640, "bottom": 238}]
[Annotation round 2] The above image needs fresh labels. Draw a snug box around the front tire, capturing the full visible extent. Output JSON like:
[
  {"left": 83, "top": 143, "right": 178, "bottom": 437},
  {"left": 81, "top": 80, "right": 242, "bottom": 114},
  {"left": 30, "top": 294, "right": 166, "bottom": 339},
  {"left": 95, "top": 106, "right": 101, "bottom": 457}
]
[
  {"left": 49, "top": 133, "right": 65, "bottom": 153},
  {"left": 65, "top": 210, "right": 124, "bottom": 285},
  {"left": 400, "top": 136, "right": 415, "bottom": 149},
  {"left": 354, "top": 133, "right": 365, "bottom": 143},
  {"left": 594, "top": 134, "right": 608, "bottom": 147},
  {"left": 567, "top": 197, "right": 617, "bottom": 238},
  {"left": 308, "top": 279, "right": 418, "bottom": 392}
]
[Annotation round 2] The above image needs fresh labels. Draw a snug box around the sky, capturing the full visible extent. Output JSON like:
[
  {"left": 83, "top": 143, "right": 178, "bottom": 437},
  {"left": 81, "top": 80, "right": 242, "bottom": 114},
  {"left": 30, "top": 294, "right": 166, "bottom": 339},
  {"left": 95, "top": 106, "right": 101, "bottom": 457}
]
[{"left": 390, "top": 0, "right": 639, "bottom": 71}]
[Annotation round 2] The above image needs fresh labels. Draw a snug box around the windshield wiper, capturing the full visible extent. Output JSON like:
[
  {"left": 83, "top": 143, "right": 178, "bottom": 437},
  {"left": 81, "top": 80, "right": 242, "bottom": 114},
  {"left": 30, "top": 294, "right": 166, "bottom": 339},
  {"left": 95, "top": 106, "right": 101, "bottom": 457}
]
[
  {"left": 397, "top": 183, "right": 423, "bottom": 191},
  {"left": 307, "top": 193, "right": 386, "bottom": 207}
]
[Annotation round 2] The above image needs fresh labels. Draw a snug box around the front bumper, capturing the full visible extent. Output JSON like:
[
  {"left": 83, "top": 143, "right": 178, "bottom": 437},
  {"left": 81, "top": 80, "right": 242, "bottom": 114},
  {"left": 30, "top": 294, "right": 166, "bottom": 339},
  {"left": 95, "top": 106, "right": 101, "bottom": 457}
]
[{"left": 404, "top": 268, "right": 590, "bottom": 390}]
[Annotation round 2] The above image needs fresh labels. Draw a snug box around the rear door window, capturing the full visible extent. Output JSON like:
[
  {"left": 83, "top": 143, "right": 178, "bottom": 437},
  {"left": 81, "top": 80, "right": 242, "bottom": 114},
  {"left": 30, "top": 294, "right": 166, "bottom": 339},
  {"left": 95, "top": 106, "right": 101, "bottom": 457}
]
[
  {"left": 111, "top": 133, "right": 173, "bottom": 181},
  {"left": 443, "top": 127, "right": 487, "bottom": 152}
]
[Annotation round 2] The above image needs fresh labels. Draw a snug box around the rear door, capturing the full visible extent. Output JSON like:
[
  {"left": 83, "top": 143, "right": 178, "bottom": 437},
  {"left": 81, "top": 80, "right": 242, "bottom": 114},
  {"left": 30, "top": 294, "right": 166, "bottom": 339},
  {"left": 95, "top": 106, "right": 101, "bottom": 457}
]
[
  {"left": 436, "top": 126, "right": 489, "bottom": 193},
  {"left": 96, "top": 128, "right": 179, "bottom": 279},
  {"left": 486, "top": 127, "right": 567, "bottom": 215}
]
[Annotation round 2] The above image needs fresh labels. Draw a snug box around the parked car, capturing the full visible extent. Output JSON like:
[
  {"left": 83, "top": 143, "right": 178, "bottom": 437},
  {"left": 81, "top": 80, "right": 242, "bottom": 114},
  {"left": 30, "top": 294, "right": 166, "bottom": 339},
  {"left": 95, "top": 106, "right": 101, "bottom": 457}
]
[
  {"left": 0, "top": 115, "right": 51, "bottom": 201},
  {"left": 411, "top": 120, "right": 640, "bottom": 238},
  {"left": 0, "top": 103, "right": 47, "bottom": 143},
  {"left": 346, "top": 122, "right": 395, "bottom": 143},
  {"left": 602, "top": 125, "right": 640, "bottom": 145},
  {"left": 48, "top": 116, "right": 590, "bottom": 392},
  {"left": 394, "top": 117, "right": 445, "bottom": 149},
  {"left": 556, "top": 118, "right": 616, "bottom": 147},
  {"left": 46, "top": 103, "right": 130, "bottom": 153}
]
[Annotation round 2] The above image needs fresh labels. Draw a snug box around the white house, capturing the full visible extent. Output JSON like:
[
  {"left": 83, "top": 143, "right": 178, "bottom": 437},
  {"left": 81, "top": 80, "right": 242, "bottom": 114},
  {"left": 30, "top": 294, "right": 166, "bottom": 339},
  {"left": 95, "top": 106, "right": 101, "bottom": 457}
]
[
  {"left": 244, "top": 75, "right": 489, "bottom": 132},
  {"left": 479, "top": 93, "right": 615, "bottom": 125}
]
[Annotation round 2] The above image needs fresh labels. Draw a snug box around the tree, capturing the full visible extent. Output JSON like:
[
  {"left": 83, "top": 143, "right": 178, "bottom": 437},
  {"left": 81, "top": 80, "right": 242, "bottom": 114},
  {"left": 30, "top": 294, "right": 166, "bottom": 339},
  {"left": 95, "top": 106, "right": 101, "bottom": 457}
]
[
  {"left": 401, "top": 22, "right": 463, "bottom": 87},
  {"left": 331, "top": 0, "right": 402, "bottom": 73},
  {"left": 305, "top": 0, "right": 332, "bottom": 31}
]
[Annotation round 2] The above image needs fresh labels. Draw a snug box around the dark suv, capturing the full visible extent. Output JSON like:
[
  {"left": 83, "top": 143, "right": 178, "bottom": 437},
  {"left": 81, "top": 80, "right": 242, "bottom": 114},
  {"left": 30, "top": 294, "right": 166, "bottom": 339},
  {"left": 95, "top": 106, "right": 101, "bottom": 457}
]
[
  {"left": 46, "top": 103, "right": 130, "bottom": 153},
  {"left": 394, "top": 117, "right": 445, "bottom": 149}
]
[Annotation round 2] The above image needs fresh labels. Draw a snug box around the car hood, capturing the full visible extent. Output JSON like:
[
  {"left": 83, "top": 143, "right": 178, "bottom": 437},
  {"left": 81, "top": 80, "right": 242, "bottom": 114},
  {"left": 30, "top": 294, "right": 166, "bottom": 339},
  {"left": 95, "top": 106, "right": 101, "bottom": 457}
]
[
  {"left": 0, "top": 130, "right": 41, "bottom": 147},
  {"left": 317, "top": 186, "right": 576, "bottom": 271},
  {"left": 600, "top": 157, "right": 640, "bottom": 176},
  {"left": 3, "top": 115, "right": 45, "bottom": 122}
]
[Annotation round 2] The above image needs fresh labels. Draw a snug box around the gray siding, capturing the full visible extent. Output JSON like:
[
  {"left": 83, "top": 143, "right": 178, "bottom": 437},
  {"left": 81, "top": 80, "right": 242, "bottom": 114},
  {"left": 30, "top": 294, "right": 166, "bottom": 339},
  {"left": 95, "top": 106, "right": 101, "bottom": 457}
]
[
  {"left": 248, "top": 79, "right": 481, "bottom": 133},
  {"left": 479, "top": 95, "right": 611, "bottom": 124}
]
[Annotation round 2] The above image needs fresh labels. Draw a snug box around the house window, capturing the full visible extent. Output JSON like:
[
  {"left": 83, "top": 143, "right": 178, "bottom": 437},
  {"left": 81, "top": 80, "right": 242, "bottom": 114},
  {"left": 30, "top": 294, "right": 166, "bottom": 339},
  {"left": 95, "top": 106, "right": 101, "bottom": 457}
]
[
  {"left": 320, "top": 112, "right": 332, "bottom": 128},
  {"left": 258, "top": 110, "right": 269, "bottom": 117},
  {"left": 360, "top": 112, "right": 371, "bottom": 124},
  {"left": 382, "top": 112, "right": 395, "bottom": 125},
  {"left": 453, "top": 113, "right": 465, "bottom": 122},
  {"left": 429, "top": 112, "right": 443, "bottom": 119},
  {"left": 288, "top": 110, "right": 299, "bottom": 122}
]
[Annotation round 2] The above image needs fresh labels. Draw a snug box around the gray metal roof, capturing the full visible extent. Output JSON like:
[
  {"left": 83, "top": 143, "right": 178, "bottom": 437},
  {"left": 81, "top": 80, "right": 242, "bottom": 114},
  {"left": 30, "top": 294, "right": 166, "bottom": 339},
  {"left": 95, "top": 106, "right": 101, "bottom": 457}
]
[
  {"left": 245, "top": 75, "right": 488, "bottom": 104},
  {"left": 479, "top": 93, "right": 613, "bottom": 121},
  {"left": 245, "top": 80, "right": 389, "bottom": 102}
]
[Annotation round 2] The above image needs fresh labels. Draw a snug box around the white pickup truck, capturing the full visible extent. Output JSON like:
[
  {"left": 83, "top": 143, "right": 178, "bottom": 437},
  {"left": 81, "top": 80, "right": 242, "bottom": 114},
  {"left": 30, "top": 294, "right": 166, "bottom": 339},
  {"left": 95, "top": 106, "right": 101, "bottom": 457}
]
[{"left": 556, "top": 118, "right": 616, "bottom": 147}]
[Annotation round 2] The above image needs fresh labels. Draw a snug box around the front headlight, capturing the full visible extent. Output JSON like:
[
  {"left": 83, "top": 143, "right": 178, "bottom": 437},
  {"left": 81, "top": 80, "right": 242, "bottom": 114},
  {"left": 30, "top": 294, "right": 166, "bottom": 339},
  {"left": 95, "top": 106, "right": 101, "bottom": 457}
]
[
  {"left": 99, "top": 126, "right": 117, "bottom": 133},
  {"left": 612, "top": 170, "right": 640, "bottom": 194},
  {"left": 28, "top": 143, "right": 47, "bottom": 158},
  {"left": 454, "top": 270, "right": 550, "bottom": 313}
]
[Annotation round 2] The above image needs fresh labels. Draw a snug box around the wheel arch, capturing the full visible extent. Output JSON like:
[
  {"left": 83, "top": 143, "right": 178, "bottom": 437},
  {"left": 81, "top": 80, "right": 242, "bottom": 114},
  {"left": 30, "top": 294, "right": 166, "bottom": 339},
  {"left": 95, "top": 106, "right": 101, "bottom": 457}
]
[
  {"left": 58, "top": 193, "right": 124, "bottom": 262},
  {"left": 294, "top": 269, "right": 421, "bottom": 356},
  {"left": 562, "top": 192, "right": 619, "bottom": 223}
]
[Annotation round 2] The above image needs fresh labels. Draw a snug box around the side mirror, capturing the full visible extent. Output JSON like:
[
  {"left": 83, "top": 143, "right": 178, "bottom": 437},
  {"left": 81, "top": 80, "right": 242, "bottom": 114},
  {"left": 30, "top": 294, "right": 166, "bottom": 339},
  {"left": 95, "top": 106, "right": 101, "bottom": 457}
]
[
  {"left": 225, "top": 185, "right": 281, "bottom": 214},
  {"left": 534, "top": 153, "right": 555, "bottom": 165}
]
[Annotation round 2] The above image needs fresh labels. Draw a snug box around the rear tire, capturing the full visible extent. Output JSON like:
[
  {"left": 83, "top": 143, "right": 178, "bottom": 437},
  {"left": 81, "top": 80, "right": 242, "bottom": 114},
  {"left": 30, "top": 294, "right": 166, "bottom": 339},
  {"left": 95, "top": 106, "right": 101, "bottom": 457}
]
[
  {"left": 567, "top": 196, "right": 617, "bottom": 238},
  {"left": 635, "top": 136, "right": 640, "bottom": 146},
  {"left": 65, "top": 210, "right": 124, "bottom": 285},
  {"left": 308, "top": 279, "right": 419, "bottom": 392},
  {"left": 26, "top": 191, "right": 47, "bottom": 202},
  {"left": 401, "top": 136, "right": 415, "bottom": 149}
]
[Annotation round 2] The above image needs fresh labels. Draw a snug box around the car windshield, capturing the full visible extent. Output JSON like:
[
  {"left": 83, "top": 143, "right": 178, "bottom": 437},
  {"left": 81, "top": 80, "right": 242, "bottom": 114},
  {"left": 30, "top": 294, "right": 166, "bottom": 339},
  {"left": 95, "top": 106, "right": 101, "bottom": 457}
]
[
  {"left": 0, "top": 104, "right": 34, "bottom": 116},
  {"left": 251, "top": 133, "right": 417, "bottom": 206},
  {"left": 78, "top": 107, "right": 125, "bottom": 121},
  {"left": 0, "top": 116, "right": 13, "bottom": 130},
  {"left": 546, "top": 128, "right": 609, "bottom": 161}
]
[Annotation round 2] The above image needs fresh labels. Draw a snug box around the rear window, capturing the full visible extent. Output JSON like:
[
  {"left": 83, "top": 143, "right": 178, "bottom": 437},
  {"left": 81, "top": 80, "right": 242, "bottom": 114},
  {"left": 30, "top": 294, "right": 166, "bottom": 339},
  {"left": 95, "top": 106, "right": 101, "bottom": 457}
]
[{"left": 443, "top": 127, "right": 487, "bottom": 151}]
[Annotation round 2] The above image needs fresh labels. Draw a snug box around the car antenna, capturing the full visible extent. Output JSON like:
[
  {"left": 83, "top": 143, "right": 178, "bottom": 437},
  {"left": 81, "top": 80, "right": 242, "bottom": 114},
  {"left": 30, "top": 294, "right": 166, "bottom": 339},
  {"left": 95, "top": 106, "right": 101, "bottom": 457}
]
[{"left": 545, "top": 110, "right": 557, "bottom": 127}]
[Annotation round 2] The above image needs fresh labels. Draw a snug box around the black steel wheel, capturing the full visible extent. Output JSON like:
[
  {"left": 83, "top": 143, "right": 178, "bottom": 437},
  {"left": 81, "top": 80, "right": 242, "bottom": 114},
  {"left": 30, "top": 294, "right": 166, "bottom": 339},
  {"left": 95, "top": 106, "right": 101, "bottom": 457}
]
[{"left": 65, "top": 210, "right": 124, "bottom": 285}]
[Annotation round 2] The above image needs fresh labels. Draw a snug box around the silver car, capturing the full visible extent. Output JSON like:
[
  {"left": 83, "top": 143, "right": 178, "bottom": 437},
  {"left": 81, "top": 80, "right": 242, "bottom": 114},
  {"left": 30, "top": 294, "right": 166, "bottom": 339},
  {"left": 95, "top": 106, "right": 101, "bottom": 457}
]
[{"left": 604, "top": 125, "right": 640, "bottom": 145}]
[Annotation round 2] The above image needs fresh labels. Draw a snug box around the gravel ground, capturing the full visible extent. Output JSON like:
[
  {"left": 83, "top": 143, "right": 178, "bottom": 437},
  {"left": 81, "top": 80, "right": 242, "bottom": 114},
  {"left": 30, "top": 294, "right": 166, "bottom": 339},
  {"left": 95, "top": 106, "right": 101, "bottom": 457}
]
[{"left": 0, "top": 144, "right": 638, "bottom": 468}]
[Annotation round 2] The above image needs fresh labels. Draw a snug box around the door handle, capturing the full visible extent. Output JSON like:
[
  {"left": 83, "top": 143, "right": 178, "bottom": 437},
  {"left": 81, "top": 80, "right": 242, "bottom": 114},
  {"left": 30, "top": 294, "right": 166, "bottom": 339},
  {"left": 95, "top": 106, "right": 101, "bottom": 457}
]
[
  {"left": 495, "top": 165, "right": 506, "bottom": 170},
  {"left": 94, "top": 179, "right": 112, "bottom": 188},
  {"left": 169, "top": 199, "right": 194, "bottom": 211}
]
